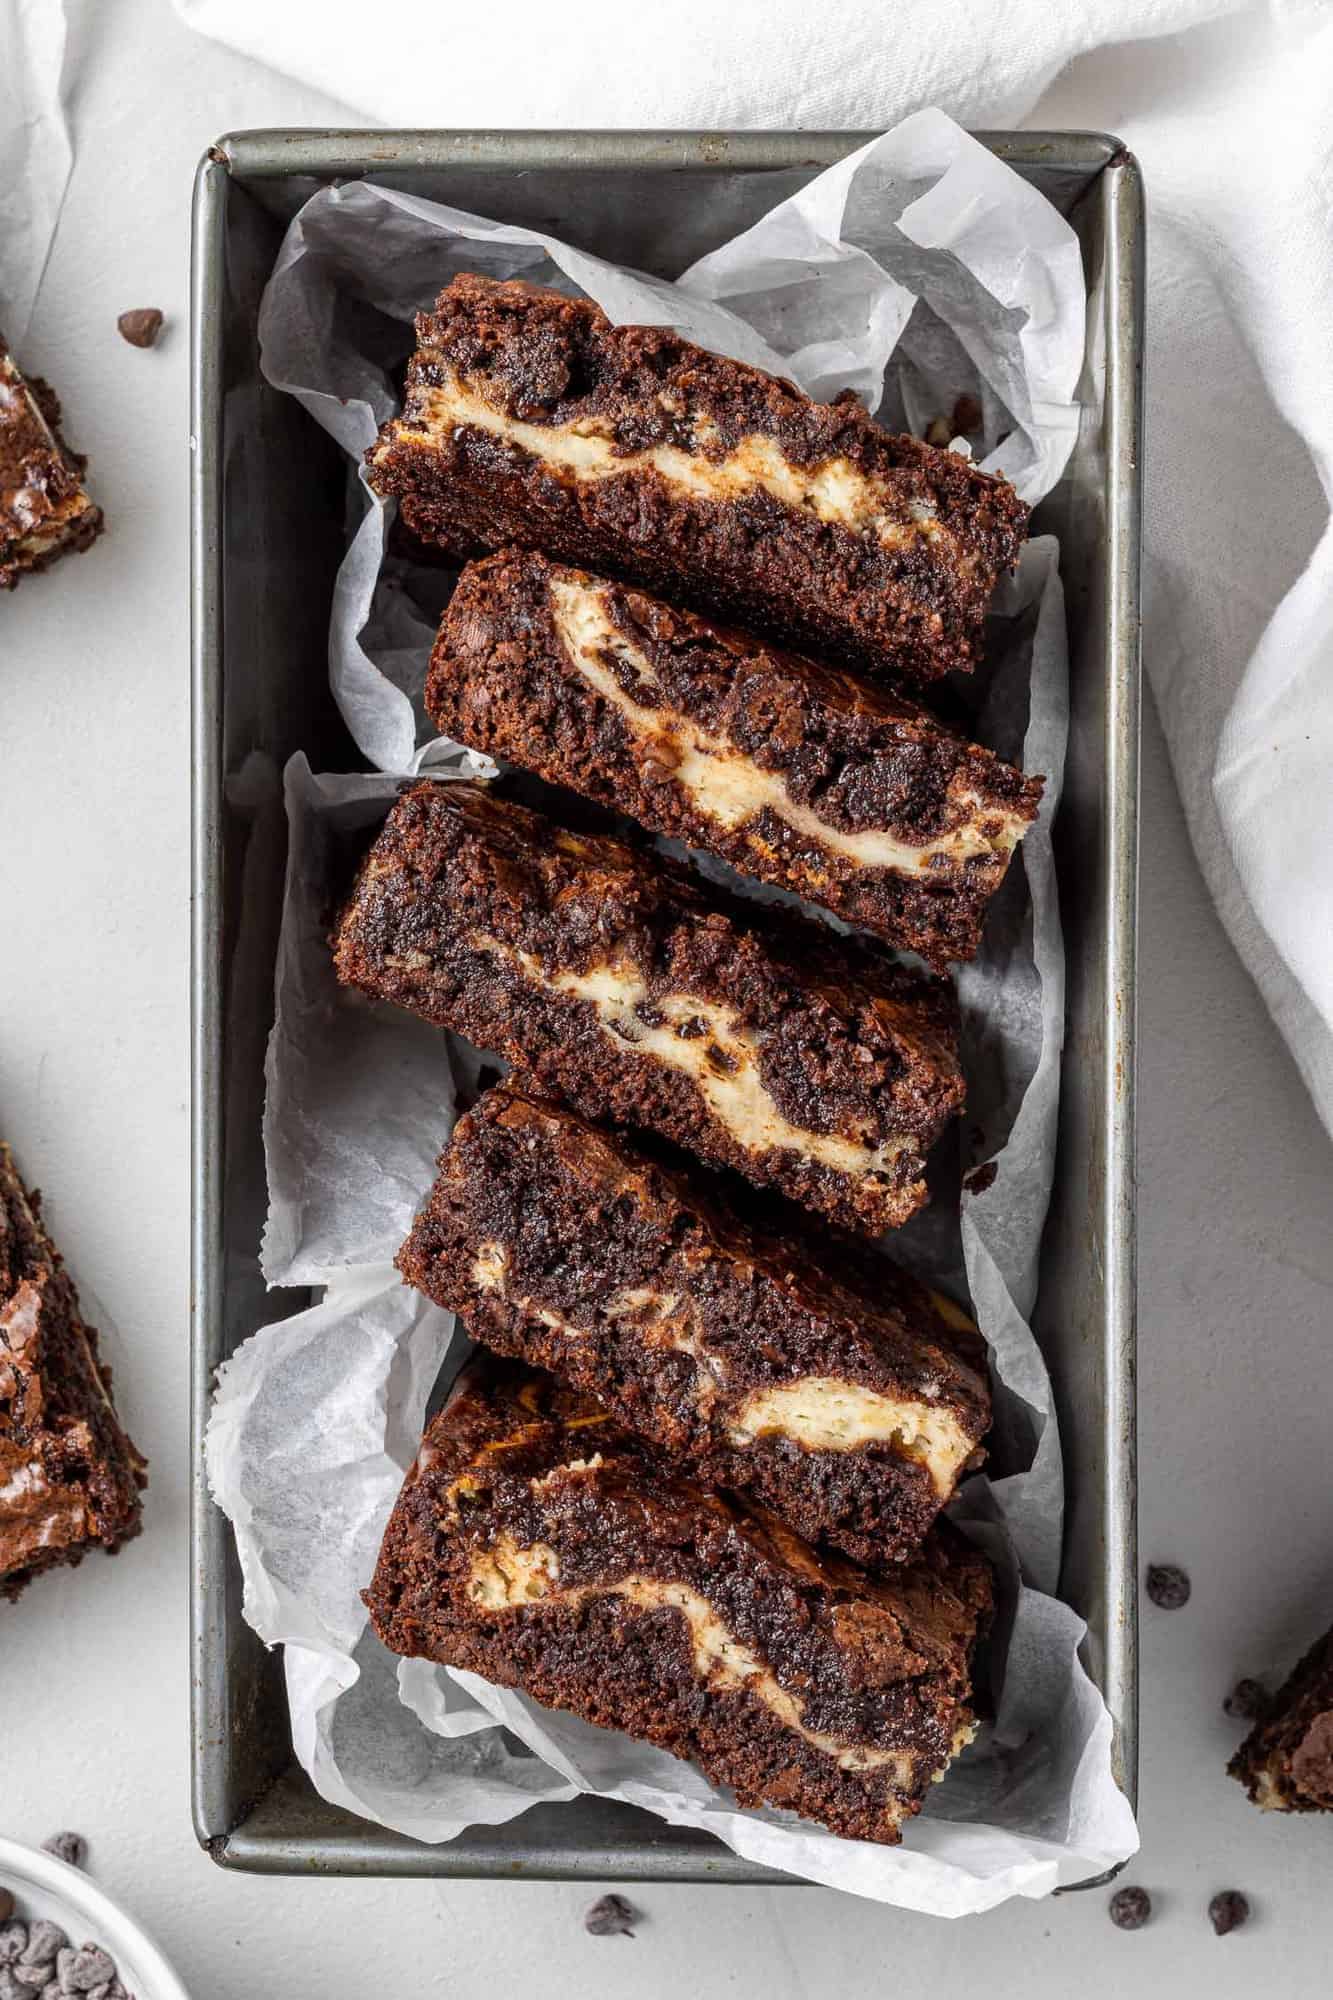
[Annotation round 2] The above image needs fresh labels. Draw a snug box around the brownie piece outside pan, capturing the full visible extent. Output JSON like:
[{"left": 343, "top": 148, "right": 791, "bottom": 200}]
[
  {"left": 1, "top": 1143, "right": 146, "bottom": 1600},
  {"left": 1229, "top": 1624, "right": 1333, "bottom": 1812}
]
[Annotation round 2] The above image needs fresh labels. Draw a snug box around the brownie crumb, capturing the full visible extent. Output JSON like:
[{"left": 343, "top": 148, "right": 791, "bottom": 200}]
[
  {"left": 41, "top": 1831, "right": 86, "bottom": 1869},
  {"left": 951, "top": 393, "right": 984, "bottom": 434},
  {"left": 1108, "top": 1885, "right": 1152, "bottom": 1930},
  {"left": 584, "top": 1893, "right": 639, "bottom": 1938},
  {"left": 117, "top": 308, "right": 164, "bottom": 349},
  {"left": 1224, "top": 1679, "right": 1268, "bottom": 1721},
  {"left": 1208, "top": 1890, "right": 1250, "bottom": 1936},
  {"left": 1145, "top": 1563, "right": 1191, "bottom": 1609}
]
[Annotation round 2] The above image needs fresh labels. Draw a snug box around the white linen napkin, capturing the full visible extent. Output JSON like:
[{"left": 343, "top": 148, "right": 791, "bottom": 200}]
[{"left": 168, "top": 0, "right": 1333, "bottom": 1135}]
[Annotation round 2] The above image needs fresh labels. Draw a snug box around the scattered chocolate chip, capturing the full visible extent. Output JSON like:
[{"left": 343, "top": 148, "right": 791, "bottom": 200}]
[
  {"left": 951, "top": 393, "right": 983, "bottom": 434},
  {"left": 1224, "top": 1678, "right": 1267, "bottom": 1720},
  {"left": 1146, "top": 1562, "right": 1191, "bottom": 1609},
  {"left": 116, "top": 308, "right": 164, "bottom": 349},
  {"left": 1209, "top": 1890, "right": 1250, "bottom": 1936},
  {"left": 924, "top": 416, "right": 952, "bottom": 448},
  {"left": 584, "top": 1892, "right": 638, "bottom": 1937},
  {"left": 40, "top": 1835, "right": 85, "bottom": 1872},
  {"left": 964, "top": 1161, "right": 998, "bottom": 1196},
  {"left": 1108, "top": 1885, "right": 1152, "bottom": 1930}
]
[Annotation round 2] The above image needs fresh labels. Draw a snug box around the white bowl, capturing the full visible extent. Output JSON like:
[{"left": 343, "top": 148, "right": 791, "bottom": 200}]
[{"left": 0, "top": 1838, "right": 190, "bottom": 2000}]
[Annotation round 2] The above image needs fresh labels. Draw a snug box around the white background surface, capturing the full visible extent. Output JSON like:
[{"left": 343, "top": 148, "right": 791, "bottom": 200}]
[{"left": 1, "top": 1, "right": 1330, "bottom": 1992}]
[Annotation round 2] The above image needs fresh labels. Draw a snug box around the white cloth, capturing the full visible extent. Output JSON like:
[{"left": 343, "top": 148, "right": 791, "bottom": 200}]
[{"left": 170, "top": 0, "right": 1333, "bottom": 1135}]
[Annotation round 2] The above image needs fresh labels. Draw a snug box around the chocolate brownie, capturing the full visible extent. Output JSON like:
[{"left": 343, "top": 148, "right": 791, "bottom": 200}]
[
  {"left": 399, "top": 1084, "right": 990, "bottom": 1566},
  {"left": 431, "top": 550, "right": 1044, "bottom": 967},
  {"left": 1229, "top": 1623, "right": 1333, "bottom": 1812},
  {"left": 365, "top": 1355, "right": 993, "bottom": 1844},
  {"left": 0, "top": 335, "right": 103, "bottom": 589},
  {"left": 1, "top": 1144, "right": 146, "bottom": 1600},
  {"left": 365, "top": 275, "right": 1028, "bottom": 685},
  {"left": 331, "top": 782, "right": 964, "bottom": 1234}
]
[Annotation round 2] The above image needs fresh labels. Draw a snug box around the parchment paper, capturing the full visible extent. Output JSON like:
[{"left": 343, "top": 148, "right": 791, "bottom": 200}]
[{"left": 205, "top": 110, "right": 1139, "bottom": 1910}]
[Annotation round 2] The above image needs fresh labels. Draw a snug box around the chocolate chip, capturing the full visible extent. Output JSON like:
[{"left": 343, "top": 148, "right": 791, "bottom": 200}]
[
  {"left": 1209, "top": 1890, "right": 1250, "bottom": 1936},
  {"left": 20, "top": 1923, "right": 66, "bottom": 1968},
  {"left": 1224, "top": 1678, "right": 1267, "bottom": 1720},
  {"left": 57, "top": 1946, "right": 115, "bottom": 1993},
  {"left": 40, "top": 1835, "right": 85, "bottom": 1872},
  {"left": 584, "top": 1892, "right": 638, "bottom": 1937},
  {"left": 964, "top": 1161, "right": 997, "bottom": 1196},
  {"left": 951, "top": 393, "right": 983, "bottom": 434},
  {"left": 1108, "top": 1885, "right": 1152, "bottom": 1930},
  {"left": 1145, "top": 1562, "right": 1191, "bottom": 1609},
  {"left": 0, "top": 1902, "right": 12, "bottom": 1931},
  {"left": 116, "top": 309, "right": 164, "bottom": 349},
  {"left": 0, "top": 1924, "right": 29, "bottom": 1968}
]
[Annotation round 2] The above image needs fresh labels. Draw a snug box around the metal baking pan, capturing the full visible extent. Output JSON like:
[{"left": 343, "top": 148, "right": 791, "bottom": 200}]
[{"left": 190, "top": 129, "right": 1142, "bottom": 1879}]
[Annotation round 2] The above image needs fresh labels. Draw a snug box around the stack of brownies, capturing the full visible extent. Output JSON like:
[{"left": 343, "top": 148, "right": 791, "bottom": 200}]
[{"left": 332, "top": 274, "right": 1045, "bottom": 1845}]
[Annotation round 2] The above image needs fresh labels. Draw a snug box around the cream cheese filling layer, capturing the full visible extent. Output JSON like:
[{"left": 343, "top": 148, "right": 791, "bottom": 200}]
[
  {"left": 549, "top": 578, "right": 1027, "bottom": 876},
  {"left": 398, "top": 375, "right": 948, "bottom": 557},
  {"left": 467, "top": 1534, "right": 914, "bottom": 1786},
  {"left": 463, "top": 934, "right": 908, "bottom": 1182},
  {"left": 725, "top": 1379, "right": 972, "bottom": 1496}
]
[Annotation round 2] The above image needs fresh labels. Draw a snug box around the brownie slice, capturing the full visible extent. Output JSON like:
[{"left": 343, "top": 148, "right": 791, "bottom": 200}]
[
  {"left": 0, "top": 335, "right": 103, "bottom": 589},
  {"left": 365, "top": 274, "right": 1028, "bottom": 686},
  {"left": 400, "top": 1084, "right": 989, "bottom": 1566},
  {"left": 332, "top": 782, "right": 964, "bottom": 1235},
  {"left": 1, "top": 1143, "right": 146, "bottom": 1600},
  {"left": 1229, "top": 1624, "right": 1333, "bottom": 1812},
  {"left": 430, "top": 552, "right": 1045, "bottom": 968},
  {"left": 366, "top": 1355, "right": 992, "bottom": 1845}
]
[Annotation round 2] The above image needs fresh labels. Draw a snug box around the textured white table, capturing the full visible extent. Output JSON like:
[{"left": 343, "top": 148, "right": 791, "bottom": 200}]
[{"left": 2, "top": 2, "right": 1330, "bottom": 1990}]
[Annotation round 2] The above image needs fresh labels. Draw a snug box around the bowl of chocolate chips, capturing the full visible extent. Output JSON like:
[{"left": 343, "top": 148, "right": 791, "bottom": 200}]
[{"left": 0, "top": 1834, "right": 189, "bottom": 2000}]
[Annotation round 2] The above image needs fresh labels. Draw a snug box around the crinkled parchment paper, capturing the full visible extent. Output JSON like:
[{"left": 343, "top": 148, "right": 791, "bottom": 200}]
[{"left": 205, "top": 110, "right": 1139, "bottom": 1912}]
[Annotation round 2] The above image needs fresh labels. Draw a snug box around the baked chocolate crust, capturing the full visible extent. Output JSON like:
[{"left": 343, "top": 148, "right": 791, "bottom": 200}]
[
  {"left": 331, "top": 782, "right": 964, "bottom": 1234},
  {"left": 400, "top": 1084, "right": 990, "bottom": 1566},
  {"left": 0, "top": 1143, "right": 146, "bottom": 1600},
  {"left": 1229, "top": 1624, "right": 1333, "bottom": 1812},
  {"left": 366, "top": 275, "right": 1028, "bottom": 685},
  {"left": 0, "top": 336, "right": 103, "bottom": 589},
  {"left": 366, "top": 1356, "right": 992, "bottom": 1844},
  {"left": 430, "top": 551, "right": 1044, "bottom": 968}
]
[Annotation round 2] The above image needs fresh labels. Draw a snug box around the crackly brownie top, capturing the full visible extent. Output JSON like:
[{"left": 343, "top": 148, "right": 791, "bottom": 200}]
[{"left": 399, "top": 274, "right": 1028, "bottom": 552}]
